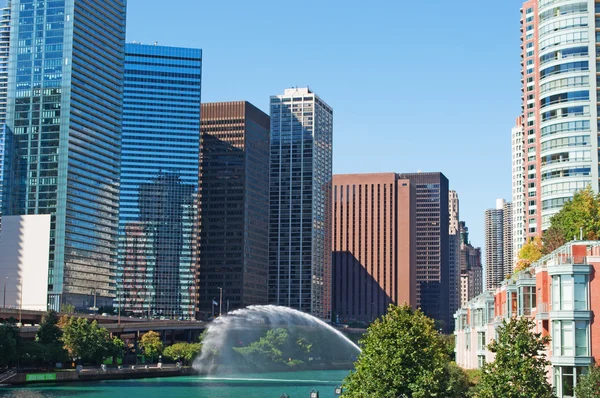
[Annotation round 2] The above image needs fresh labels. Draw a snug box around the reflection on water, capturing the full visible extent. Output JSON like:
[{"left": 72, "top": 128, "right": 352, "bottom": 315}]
[{"left": 0, "top": 370, "right": 349, "bottom": 398}]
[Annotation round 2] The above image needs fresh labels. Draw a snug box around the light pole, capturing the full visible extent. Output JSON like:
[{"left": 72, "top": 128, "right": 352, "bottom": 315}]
[
  {"left": 217, "top": 287, "right": 223, "bottom": 317},
  {"left": 3, "top": 276, "right": 8, "bottom": 308}
]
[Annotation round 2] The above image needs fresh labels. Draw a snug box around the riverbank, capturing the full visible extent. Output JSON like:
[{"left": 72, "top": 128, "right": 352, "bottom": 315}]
[{"left": 3, "top": 366, "right": 196, "bottom": 386}]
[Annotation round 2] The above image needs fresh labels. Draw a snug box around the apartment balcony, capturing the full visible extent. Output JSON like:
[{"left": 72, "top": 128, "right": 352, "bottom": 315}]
[{"left": 535, "top": 302, "right": 549, "bottom": 320}]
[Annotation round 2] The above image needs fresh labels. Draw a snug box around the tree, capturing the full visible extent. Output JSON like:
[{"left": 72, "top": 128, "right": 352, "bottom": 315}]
[
  {"left": 60, "top": 316, "right": 112, "bottom": 364},
  {"left": 342, "top": 304, "right": 464, "bottom": 398},
  {"left": 36, "top": 310, "right": 62, "bottom": 344},
  {"left": 477, "top": 317, "right": 553, "bottom": 398},
  {"left": 515, "top": 236, "right": 543, "bottom": 273},
  {"left": 139, "top": 331, "right": 163, "bottom": 362},
  {"left": 107, "top": 337, "right": 125, "bottom": 364},
  {"left": 548, "top": 186, "right": 600, "bottom": 242},
  {"left": 574, "top": 365, "right": 600, "bottom": 398},
  {"left": 542, "top": 226, "right": 566, "bottom": 255},
  {"left": 0, "top": 322, "right": 18, "bottom": 367},
  {"left": 163, "top": 342, "right": 202, "bottom": 365},
  {"left": 62, "top": 304, "right": 75, "bottom": 314}
]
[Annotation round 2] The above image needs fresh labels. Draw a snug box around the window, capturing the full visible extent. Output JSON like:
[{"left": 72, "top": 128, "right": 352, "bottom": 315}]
[
  {"left": 519, "top": 285, "right": 536, "bottom": 315},
  {"left": 574, "top": 274, "right": 588, "bottom": 310},
  {"left": 477, "top": 332, "right": 486, "bottom": 350},
  {"left": 477, "top": 355, "right": 485, "bottom": 368}
]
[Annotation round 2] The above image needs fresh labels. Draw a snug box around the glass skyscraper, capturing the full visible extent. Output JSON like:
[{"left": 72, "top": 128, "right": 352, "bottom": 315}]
[
  {"left": 1, "top": 0, "right": 126, "bottom": 310},
  {"left": 0, "top": 0, "right": 10, "bottom": 232},
  {"left": 117, "top": 43, "right": 201, "bottom": 319},
  {"left": 268, "top": 87, "right": 333, "bottom": 320}
]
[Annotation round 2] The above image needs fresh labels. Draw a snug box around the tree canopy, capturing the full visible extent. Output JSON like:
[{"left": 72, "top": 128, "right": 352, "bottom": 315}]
[
  {"left": 574, "top": 365, "right": 600, "bottom": 398},
  {"left": 139, "top": 331, "right": 163, "bottom": 362},
  {"left": 163, "top": 342, "right": 202, "bottom": 365},
  {"left": 342, "top": 304, "right": 469, "bottom": 398},
  {"left": 549, "top": 186, "right": 600, "bottom": 242},
  {"left": 36, "top": 310, "right": 62, "bottom": 344},
  {"left": 477, "top": 316, "right": 553, "bottom": 398},
  {"left": 60, "top": 316, "right": 117, "bottom": 364}
]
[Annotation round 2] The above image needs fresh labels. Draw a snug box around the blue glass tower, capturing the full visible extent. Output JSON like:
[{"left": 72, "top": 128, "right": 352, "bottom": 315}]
[
  {"left": 117, "top": 43, "right": 201, "bottom": 319},
  {"left": 1, "top": 0, "right": 126, "bottom": 310}
]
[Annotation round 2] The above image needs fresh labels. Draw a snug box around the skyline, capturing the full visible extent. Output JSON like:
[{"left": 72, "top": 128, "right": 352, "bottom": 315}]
[{"left": 126, "top": 0, "right": 523, "bottom": 250}]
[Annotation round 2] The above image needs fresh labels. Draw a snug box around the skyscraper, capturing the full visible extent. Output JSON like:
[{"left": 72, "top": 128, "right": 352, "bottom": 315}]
[
  {"left": 397, "top": 172, "right": 450, "bottom": 331},
  {"left": 269, "top": 87, "right": 333, "bottom": 320},
  {"left": 198, "top": 101, "right": 270, "bottom": 318},
  {"left": 0, "top": 0, "right": 9, "bottom": 233},
  {"left": 117, "top": 43, "right": 202, "bottom": 319},
  {"left": 511, "top": 116, "right": 526, "bottom": 265},
  {"left": 2, "top": 0, "right": 126, "bottom": 310},
  {"left": 517, "top": 1, "right": 596, "bottom": 241},
  {"left": 459, "top": 221, "right": 482, "bottom": 306},
  {"left": 485, "top": 199, "right": 513, "bottom": 290},
  {"left": 448, "top": 190, "right": 460, "bottom": 327},
  {"left": 332, "top": 173, "right": 416, "bottom": 323}
]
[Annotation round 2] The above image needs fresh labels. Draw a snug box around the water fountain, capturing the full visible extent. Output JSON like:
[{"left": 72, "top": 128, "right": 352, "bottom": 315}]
[{"left": 193, "top": 305, "right": 361, "bottom": 375}]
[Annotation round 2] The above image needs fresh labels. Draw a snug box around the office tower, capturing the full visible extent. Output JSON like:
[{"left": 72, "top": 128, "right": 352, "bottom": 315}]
[
  {"left": 512, "top": 116, "right": 526, "bottom": 265},
  {"left": 198, "top": 101, "right": 270, "bottom": 319},
  {"left": 269, "top": 87, "right": 333, "bottom": 320},
  {"left": 117, "top": 44, "right": 202, "bottom": 319},
  {"left": 397, "top": 172, "right": 449, "bottom": 331},
  {"left": 485, "top": 199, "right": 513, "bottom": 290},
  {"left": 448, "top": 190, "right": 460, "bottom": 327},
  {"left": 0, "top": 0, "right": 9, "bottom": 233},
  {"left": 332, "top": 173, "right": 416, "bottom": 323},
  {"left": 459, "top": 221, "right": 483, "bottom": 306},
  {"left": 1, "top": 0, "right": 126, "bottom": 310},
  {"left": 518, "top": 2, "right": 596, "bottom": 241}
]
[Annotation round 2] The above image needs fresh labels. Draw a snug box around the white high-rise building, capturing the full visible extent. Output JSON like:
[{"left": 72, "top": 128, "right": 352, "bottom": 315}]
[
  {"left": 268, "top": 87, "right": 333, "bottom": 320},
  {"left": 485, "top": 199, "right": 513, "bottom": 290},
  {"left": 511, "top": 118, "right": 526, "bottom": 265},
  {"left": 448, "top": 190, "right": 460, "bottom": 325}
]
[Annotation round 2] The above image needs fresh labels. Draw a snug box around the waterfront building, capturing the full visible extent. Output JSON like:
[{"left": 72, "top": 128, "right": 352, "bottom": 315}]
[
  {"left": 0, "top": 0, "right": 10, "bottom": 233},
  {"left": 516, "top": 1, "right": 597, "bottom": 240},
  {"left": 455, "top": 241, "right": 600, "bottom": 397},
  {"left": 448, "top": 190, "right": 461, "bottom": 327},
  {"left": 198, "top": 101, "right": 270, "bottom": 319},
  {"left": 1, "top": 0, "right": 126, "bottom": 310},
  {"left": 331, "top": 173, "right": 417, "bottom": 323},
  {"left": 459, "top": 221, "right": 483, "bottom": 307},
  {"left": 512, "top": 116, "right": 526, "bottom": 264},
  {"left": 117, "top": 43, "right": 202, "bottom": 319},
  {"left": 268, "top": 87, "right": 333, "bottom": 320},
  {"left": 397, "top": 172, "right": 450, "bottom": 331},
  {"left": 0, "top": 215, "right": 51, "bottom": 311},
  {"left": 485, "top": 199, "right": 513, "bottom": 290}
]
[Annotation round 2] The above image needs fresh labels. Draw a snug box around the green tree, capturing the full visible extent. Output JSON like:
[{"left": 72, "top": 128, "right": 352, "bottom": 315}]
[
  {"left": 548, "top": 186, "right": 600, "bottom": 242},
  {"left": 139, "top": 331, "right": 163, "bottom": 362},
  {"left": 163, "top": 342, "right": 202, "bottom": 365},
  {"left": 60, "top": 316, "right": 112, "bottom": 364},
  {"left": 36, "top": 310, "right": 62, "bottom": 344},
  {"left": 233, "top": 328, "right": 290, "bottom": 365},
  {"left": 62, "top": 304, "right": 75, "bottom": 314},
  {"left": 342, "top": 304, "right": 466, "bottom": 398},
  {"left": 477, "top": 317, "right": 553, "bottom": 398},
  {"left": 574, "top": 365, "right": 600, "bottom": 398},
  {"left": 108, "top": 337, "right": 125, "bottom": 364},
  {"left": 515, "top": 236, "right": 543, "bottom": 273},
  {"left": 0, "top": 322, "right": 18, "bottom": 367},
  {"left": 542, "top": 225, "right": 566, "bottom": 255}
]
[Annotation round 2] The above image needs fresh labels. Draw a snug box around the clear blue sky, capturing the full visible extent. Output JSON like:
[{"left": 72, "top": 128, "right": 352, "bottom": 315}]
[{"left": 126, "top": 0, "right": 524, "bottom": 250}]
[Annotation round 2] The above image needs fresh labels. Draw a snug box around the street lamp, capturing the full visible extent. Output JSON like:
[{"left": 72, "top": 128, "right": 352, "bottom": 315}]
[
  {"left": 3, "top": 276, "right": 8, "bottom": 308},
  {"left": 217, "top": 287, "right": 223, "bottom": 317}
]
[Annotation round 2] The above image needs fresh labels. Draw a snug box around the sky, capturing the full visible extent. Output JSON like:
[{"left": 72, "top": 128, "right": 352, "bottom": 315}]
[{"left": 126, "top": 0, "right": 525, "bottom": 250}]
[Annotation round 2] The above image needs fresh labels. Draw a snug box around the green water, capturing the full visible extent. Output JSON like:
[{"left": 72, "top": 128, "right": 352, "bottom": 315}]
[{"left": 0, "top": 370, "right": 350, "bottom": 398}]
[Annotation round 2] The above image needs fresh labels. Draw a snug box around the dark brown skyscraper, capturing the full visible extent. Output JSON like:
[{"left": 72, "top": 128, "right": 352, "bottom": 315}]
[
  {"left": 332, "top": 173, "right": 417, "bottom": 323},
  {"left": 397, "top": 172, "right": 450, "bottom": 331},
  {"left": 198, "top": 102, "right": 270, "bottom": 319}
]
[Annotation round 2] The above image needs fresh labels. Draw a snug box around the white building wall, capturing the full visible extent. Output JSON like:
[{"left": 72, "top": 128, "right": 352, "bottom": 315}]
[
  {"left": 511, "top": 123, "right": 526, "bottom": 264},
  {"left": 0, "top": 215, "right": 50, "bottom": 310}
]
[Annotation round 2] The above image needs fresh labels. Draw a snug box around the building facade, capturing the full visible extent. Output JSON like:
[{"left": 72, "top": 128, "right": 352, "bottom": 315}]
[
  {"left": 459, "top": 221, "right": 483, "bottom": 307},
  {"left": 1, "top": 0, "right": 126, "bottom": 310},
  {"left": 448, "top": 190, "right": 461, "bottom": 327},
  {"left": 117, "top": 43, "right": 202, "bottom": 319},
  {"left": 0, "top": 215, "right": 50, "bottom": 311},
  {"left": 517, "top": 1, "right": 598, "bottom": 240},
  {"left": 397, "top": 172, "right": 450, "bottom": 331},
  {"left": 512, "top": 116, "right": 526, "bottom": 264},
  {"left": 455, "top": 241, "right": 600, "bottom": 398},
  {"left": 0, "top": 0, "right": 10, "bottom": 232},
  {"left": 485, "top": 199, "right": 513, "bottom": 290},
  {"left": 268, "top": 87, "right": 333, "bottom": 320},
  {"left": 331, "top": 173, "right": 416, "bottom": 323},
  {"left": 198, "top": 101, "right": 270, "bottom": 319}
]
